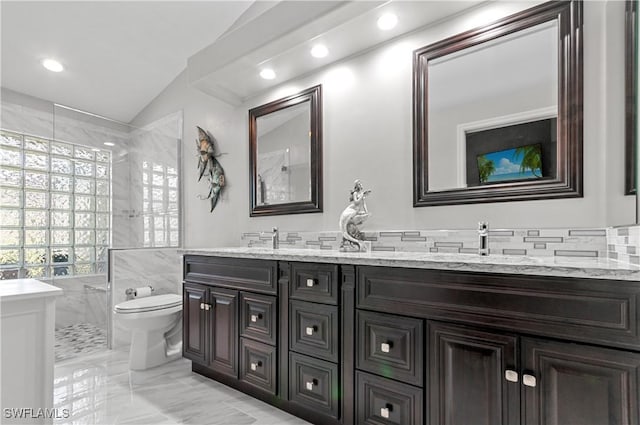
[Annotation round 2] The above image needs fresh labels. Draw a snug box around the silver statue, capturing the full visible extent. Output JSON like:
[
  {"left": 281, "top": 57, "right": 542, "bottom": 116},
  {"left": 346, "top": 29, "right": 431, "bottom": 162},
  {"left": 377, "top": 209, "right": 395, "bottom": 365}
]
[{"left": 339, "top": 179, "right": 371, "bottom": 252}]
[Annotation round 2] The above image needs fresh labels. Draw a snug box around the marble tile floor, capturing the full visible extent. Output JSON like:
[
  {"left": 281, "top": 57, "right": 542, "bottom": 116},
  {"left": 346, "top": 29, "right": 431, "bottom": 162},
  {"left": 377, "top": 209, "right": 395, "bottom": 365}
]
[
  {"left": 53, "top": 349, "right": 310, "bottom": 425},
  {"left": 55, "top": 323, "right": 108, "bottom": 362}
]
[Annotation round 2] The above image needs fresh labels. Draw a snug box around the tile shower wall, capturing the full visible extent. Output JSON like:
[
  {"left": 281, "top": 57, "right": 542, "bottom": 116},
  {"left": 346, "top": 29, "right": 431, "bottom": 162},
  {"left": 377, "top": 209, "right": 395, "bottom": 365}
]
[
  {"left": 607, "top": 225, "right": 640, "bottom": 265},
  {"left": 242, "top": 228, "right": 609, "bottom": 258},
  {"left": 2, "top": 91, "right": 129, "bottom": 329},
  {"left": 127, "top": 112, "right": 182, "bottom": 248},
  {"left": 3, "top": 92, "right": 182, "bottom": 344},
  {"left": 109, "top": 248, "right": 181, "bottom": 349},
  {"left": 39, "top": 274, "right": 106, "bottom": 329}
]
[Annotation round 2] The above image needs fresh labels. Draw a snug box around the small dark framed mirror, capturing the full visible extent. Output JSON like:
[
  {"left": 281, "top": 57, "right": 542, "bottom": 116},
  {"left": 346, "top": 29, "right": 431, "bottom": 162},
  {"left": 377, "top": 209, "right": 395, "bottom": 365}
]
[
  {"left": 413, "top": 1, "right": 583, "bottom": 206},
  {"left": 626, "top": 0, "right": 637, "bottom": 195},
  {"left": 249, "top": 85, "right": 322, "bottom": 216}
]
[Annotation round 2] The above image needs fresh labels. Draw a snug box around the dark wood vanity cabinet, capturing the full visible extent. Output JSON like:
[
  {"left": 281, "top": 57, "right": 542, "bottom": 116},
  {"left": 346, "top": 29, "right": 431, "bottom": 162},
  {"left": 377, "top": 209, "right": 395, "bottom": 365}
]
[
  {"left": 426, "top": 321, "right": 640, "bottom": 425},
  {"left": 183, "top": 282, "right": 207, "bottom": 364},
  {"left": 183, "top": 256, "right": 353, "bottom": 425},
  {"left": 182, "top": 282, "right": 238, "bottom": 377},
  {"left": 427, "top": 322, "right": 519, "bottom": 425},
  {"left": 282, "top": 261, "right": 354, "bottom": 425},
  {"left": 522, "top": 337, "right": 640, "bottom": 425},
  {"left": 182, "top": 256, "right": 278, "bottom": 396},
  {"left": 183, "top": 255, "right": 640, "bottom": 425},
  {"left": 356, "top": 265, "right": 640, "bottom": 425}
]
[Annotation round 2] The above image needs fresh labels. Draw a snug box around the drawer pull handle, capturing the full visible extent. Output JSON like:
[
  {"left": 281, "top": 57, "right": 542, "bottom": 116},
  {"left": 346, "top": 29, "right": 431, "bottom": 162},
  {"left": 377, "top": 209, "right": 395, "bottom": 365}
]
[
  {"left": 380, "top": 404, "right": 393, "bottom": 419},
  {"left": 250, "top": 313, "right": 262, "bottom": 323},
  {"left": 306, "top": 278, "right": 315, "bottom": 287},
  {"left": 200, "top": 303, "right": 205, "bottom": 310},
  {"left": 505, "top": 370, "right": 519, "bottom": 383},
  {"left": 380, "top": 342, "right": 392, "bottom": 353},
  {"left": 523, "top": 374, "right": 537, "bottom": 387},
  {"left": 250, "top": 361, "right": 262, "bottom": 371},
  {"left": 305, "top": 378, "right": 318, "bottom": 391},
  {"left": 305, "top": 326, "right": 317, "bottom": 336}
]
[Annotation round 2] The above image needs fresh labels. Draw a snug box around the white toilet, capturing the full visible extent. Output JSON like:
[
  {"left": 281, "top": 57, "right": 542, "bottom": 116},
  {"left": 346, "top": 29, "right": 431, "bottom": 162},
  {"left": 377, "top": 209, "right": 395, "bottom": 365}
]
[{"left": 114, "top": 293, "right": 183, "bottom": 370}]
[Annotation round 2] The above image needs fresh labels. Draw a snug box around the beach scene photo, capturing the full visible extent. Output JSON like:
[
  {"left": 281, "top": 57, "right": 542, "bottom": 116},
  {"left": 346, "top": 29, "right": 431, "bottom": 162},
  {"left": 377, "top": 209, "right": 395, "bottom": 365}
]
[{"left": 477, "top": 143, "right": 543, "bottom": 183}]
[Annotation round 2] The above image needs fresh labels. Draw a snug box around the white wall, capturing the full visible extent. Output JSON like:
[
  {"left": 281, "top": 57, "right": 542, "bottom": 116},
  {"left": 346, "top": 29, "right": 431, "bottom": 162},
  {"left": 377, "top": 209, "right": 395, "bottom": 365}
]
[{"left": 132, "top": 1, "right": 635, "bottom": 249}]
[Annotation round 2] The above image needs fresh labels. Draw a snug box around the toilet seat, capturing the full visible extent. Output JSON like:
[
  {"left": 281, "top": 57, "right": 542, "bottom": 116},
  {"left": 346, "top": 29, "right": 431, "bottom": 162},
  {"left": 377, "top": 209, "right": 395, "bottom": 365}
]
[{"left": 115, "top": 293, "right": 182, "bottom": 314}]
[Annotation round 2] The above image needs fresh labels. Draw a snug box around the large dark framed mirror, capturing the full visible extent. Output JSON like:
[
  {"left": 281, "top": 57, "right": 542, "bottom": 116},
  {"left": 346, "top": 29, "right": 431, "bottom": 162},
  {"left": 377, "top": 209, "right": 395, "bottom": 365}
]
[
  {"left": 249, "top": 85, "right": 322, "bottom": 216},
  {"left": 626, "top": 0, "right": 637, "bottom": 195},
  {"left": 413, "top": 1, "right": 583, "bottom": 207}
]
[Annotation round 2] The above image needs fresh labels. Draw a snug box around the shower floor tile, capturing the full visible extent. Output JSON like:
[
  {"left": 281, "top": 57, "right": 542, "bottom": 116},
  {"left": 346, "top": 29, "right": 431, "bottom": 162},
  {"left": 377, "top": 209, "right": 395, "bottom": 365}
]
[{"left": 55, "top": 323, "right": 107, "bottom": 362}]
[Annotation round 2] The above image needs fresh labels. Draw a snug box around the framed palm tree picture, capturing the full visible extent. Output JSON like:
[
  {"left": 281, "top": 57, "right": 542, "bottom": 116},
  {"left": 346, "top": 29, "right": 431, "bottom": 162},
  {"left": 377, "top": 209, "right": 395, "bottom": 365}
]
[
  {"left": 477, "top": 144, "right": 543, "bottom": 184},
  {"left": 464, "top": 117, "right": 555, "bottom": 188}
]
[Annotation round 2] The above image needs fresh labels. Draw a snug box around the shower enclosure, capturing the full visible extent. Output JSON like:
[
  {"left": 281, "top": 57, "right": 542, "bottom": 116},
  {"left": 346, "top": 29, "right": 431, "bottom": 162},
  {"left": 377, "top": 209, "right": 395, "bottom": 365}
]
[{"left": 0, "top": 90, "right": 182, "bottom": 360}]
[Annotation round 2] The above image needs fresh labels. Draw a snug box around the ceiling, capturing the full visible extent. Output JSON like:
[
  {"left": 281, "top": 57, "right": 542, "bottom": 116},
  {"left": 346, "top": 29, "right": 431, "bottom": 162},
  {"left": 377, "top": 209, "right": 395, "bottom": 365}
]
[
  {"left": 188, "top": 1, "right": 484, "bottom": 105},
  {"left": 0, "top": 1, "right": 254, "bottom": 123},
  {"left": 1, "top": 1, "right": 485, "bottom": 124}
]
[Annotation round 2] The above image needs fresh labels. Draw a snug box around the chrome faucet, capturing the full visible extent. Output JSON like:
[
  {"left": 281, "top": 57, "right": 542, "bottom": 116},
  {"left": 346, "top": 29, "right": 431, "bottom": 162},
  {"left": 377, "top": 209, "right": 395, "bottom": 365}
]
[
  {"left": 478, "top": 222, "right": 489, "bottom": 256},
  {"left": 271, "top": 227, "right": 279, "bottom": 249}
]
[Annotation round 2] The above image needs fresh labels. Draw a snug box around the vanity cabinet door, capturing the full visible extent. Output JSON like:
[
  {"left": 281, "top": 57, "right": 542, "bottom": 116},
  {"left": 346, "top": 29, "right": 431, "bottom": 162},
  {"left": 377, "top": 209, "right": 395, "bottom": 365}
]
[
  {"left": 522, "top": 338, "right": 640, "bottom": 425},
  {"left": 209, "top": 287, "right": 239, "bottom": 378},
  {"left": 183, "top": 282, "right": 208, "bottom": 365},
  {"left": 428, "top": 322, "right": 520, "bottom": 425}
]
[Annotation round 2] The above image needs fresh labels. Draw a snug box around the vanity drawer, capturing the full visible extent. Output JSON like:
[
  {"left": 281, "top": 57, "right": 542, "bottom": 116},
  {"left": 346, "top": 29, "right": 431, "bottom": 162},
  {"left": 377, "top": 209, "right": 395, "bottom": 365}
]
[
  {"left": 240, "top": 292, "right": 277, "bottom": 345},
  {"left": 357, "top": 310, "right": 424, "bottom": 386},
  {"left": 290, "top": 300, "right": 338, "bottom": 362},
  {"left": 239, "top": 338, "right": 277, "bottom": 395},
  {"left": 356, "top": 371, "right": 423, "bottom": 425},
  {"left": 289, "top": 352, "right": 339, "bottom": 419},
  {"left": 183, "top": 255, "right": 277, "bottom": 295},
  {"left": 289, "top": 262, "right": 339, "bottom": 305}
]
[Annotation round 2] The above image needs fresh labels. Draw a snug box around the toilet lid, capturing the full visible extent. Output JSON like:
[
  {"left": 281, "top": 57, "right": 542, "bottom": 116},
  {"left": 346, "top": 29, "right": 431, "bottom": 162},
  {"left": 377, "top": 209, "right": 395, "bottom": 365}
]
[{"left": 115, "top": 293, "right": 182, "bottom": 313}]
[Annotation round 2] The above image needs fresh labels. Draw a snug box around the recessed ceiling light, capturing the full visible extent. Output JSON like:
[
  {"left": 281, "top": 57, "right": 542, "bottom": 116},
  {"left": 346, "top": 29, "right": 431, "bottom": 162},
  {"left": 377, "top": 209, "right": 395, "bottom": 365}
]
[
  {"left": 260, "top": 68, "right": 276, "bottom": 80},
  {"left": 103, "top": 142, "right": 115, "bottom": 147},
  {"left": 310, "top": 44, "right": 329, "bottom": 58},
  {"left": 377, "top": 13, "right": 398, "bottom": 31},
  {"left": 42, "top": 58, "right": 64, "bottom": 72}
]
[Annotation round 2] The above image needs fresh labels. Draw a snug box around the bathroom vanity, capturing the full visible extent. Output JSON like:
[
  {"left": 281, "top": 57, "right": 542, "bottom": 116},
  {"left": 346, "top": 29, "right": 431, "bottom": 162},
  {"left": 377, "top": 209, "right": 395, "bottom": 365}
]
[
  {"left": 181, "top": 249, "right": 640, "bottom": 425},
  {"left": 0, "top": 279, "right": 62, "bottom": 424}
]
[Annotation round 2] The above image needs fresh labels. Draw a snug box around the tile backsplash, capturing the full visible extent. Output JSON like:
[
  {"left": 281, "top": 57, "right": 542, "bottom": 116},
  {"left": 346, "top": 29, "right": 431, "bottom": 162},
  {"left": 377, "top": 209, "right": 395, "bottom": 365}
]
[
  {"left": 242, "top": 227, "right": 609, "bottom": 258},
  {"left": 607, "top": 225, "right": 640, "bottom": 265}
]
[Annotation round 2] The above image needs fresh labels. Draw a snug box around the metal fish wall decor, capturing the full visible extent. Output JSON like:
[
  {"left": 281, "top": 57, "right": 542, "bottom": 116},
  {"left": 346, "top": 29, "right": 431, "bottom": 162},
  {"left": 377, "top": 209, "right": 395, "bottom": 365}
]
[{"left": 196, "top": 126, "right": 226, "bottom": 212}]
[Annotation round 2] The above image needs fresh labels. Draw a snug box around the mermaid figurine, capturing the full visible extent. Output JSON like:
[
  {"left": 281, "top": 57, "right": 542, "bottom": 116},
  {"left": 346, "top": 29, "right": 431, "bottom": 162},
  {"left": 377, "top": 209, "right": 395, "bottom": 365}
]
[{"left": 339, "top": 180, "right": 371, "bottom": 251}]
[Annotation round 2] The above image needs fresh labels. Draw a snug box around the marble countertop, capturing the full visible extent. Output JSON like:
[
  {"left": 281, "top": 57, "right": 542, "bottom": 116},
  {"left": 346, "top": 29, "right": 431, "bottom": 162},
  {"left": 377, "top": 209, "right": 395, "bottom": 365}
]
[
  {"left": 179, "top": 247, "right": 640, "bottom": 281},
  {"left": 0, "top": 278, "right": 63, "bottom": 301}
]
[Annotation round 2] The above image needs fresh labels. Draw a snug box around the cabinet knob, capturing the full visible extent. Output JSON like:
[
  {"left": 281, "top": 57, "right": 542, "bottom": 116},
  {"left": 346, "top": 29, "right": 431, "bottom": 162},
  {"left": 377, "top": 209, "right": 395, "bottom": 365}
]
[
  {"left": 204, "top": 304, "right": 211, "bottom": 311},
  {"left": 523, "top": 374, "right": 537, "bottom": 387},
  {"left": 380, "top": 342, "right": 392, "bottom": 353},
  {"left": 305, "top": 378, "right": 318, "bottom": 391},
  {"left": 380, "top": 404, "right": 393, "bottom": 419},
  {"left": 306, "top": 278, "right": 315, "bottom": 287},
  {"left": 305, "top": 325, "right": 317, "bottom": 336},
  {"left": 200, "top": 303, "right": 205, "bottom": 310},
  {"left": 250, "top": 361, "right": 262, "bottom": 371},
  {"left": 250, "top": 313, "right": 262, "bottom": 323},
  {"left": 505, "top": 370, "right": 519, "bottom": 383}
]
